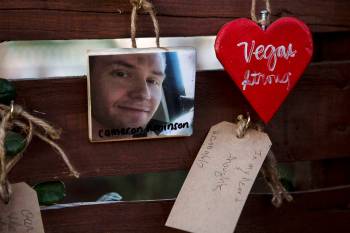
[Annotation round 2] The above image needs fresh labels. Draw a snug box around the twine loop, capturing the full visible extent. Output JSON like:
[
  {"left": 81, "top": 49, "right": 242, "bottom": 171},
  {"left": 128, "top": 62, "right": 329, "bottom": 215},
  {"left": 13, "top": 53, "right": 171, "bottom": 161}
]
[
  {"left": 9, "top": 101, "right": 15, "bottom": 119},
  {"left": 235, "top": 113, "right": 293, "bottom": 207},
  {"left": 236, "top": 113, "right": 251, "bottom": 138},
  {"left": 0, "top": 179, "right": 11, "bottom": 204},
  {"left": 251, "top": 0, "right": 271, "bottom": 24},
  {"left": 134, "top": 0, "right": 143, "bottom": 9},
  {"left": 0, "top": 103, "right": 79, "bottom": 204},
  {"left": 130, "top": 0, "right": 160, "bottom": 48}
]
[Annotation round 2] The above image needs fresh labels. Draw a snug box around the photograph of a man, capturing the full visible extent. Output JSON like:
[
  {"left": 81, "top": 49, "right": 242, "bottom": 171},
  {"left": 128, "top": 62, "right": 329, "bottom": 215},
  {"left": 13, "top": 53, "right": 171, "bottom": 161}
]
[{"left": 88, "top": 48, "right": 196, "bottom": 142}]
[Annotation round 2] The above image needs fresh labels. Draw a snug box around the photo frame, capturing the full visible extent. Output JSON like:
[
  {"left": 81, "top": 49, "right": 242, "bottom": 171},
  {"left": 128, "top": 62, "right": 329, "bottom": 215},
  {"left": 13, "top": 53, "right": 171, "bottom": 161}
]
[{"left": 87, "top": 47, "right": 196, "bottom": 142}]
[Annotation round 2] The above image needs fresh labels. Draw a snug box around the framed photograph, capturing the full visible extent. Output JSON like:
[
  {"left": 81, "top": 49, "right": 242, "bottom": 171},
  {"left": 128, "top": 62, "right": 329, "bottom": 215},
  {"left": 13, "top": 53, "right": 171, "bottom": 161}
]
[{"left": 87, "top": 47, "right": 196, "bottom": 142}]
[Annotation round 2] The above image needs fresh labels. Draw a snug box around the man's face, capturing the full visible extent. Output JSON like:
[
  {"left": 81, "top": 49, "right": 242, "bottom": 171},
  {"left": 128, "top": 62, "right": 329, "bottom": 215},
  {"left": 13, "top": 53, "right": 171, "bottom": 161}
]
[{"left": 91, "top": 53, "right": 166, "bottom": 129}]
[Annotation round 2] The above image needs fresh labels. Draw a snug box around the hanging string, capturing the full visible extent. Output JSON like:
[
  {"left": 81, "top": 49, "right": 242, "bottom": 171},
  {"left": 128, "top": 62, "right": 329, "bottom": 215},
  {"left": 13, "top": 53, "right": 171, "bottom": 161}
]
[
  {"left": 251, "top": 0, "right": 271, "bottom": 23},
  {"left": 236, "top": 114, "right": 251, "bottom": 138},
  {"left": 236, "top": 114, "right": 293, "bottom": 207},
  {"left": 130, "top": 0, "right": 160, "bottom": 48},
  {"left": 261, "top": 150, "right": 293, "bottom": 207},
  {"left": 0, "top": 103, "right": 79, "bottom": 204}
]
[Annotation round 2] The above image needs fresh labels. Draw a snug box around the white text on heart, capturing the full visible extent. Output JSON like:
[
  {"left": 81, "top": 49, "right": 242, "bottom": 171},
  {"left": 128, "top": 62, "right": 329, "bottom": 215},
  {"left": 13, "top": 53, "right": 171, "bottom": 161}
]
[
  {"left": 242, "top": 70, "right": 291, "bottom": 91},
  {"left": 237, "top": 40, "right": 297, "bottom": 71}
]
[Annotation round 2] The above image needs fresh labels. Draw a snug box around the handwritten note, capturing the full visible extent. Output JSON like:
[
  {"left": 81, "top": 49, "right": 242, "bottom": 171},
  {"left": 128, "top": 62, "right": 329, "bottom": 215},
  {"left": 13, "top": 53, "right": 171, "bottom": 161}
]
[
  {"left": 166, "top": 121, "right": 271, "bottom": 233},
  {"left": 0, "top": 183, "right": 45, "bottom": 233}
]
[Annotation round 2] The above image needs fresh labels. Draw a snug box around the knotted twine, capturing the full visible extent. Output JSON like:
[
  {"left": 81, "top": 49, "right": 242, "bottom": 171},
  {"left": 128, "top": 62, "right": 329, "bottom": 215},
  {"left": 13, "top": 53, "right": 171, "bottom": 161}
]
[
  {"left": 251, "top": 0, "right": 271, "bottom": 24},
  {"left": 0, "top": 103, "right": 79, "bottom": 204},
  {"left": 130, "top": 0, "right": 160, "bottom": 48},
  {"left": 236, "top": 114, "right": 293, "bottom": 207}
]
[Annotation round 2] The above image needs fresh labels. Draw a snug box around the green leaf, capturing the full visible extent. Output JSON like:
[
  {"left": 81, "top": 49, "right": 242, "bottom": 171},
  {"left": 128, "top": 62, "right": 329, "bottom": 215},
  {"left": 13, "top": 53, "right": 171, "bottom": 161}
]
[
  {"left": 0, "top": 79, "right": 16, "bottom": 105},
  {"left": 5, "top": 131, "right": 26, "bottom": 158},
  {"left": 33, "top": 181, "right": 66, "bottom": 206}
]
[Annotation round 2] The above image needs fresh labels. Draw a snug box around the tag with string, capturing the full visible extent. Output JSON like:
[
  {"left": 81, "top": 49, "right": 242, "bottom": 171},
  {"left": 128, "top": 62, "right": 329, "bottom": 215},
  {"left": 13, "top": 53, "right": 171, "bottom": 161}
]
[
  {"left": 0, "top": 183, "right": 45, "bottom": 233},
  {"left": 0, "top": 100, "right": 79, "bottom": 204},
  {"left": 166, "top": 119, "right": 272, "bottom": 233},
  {"left": 0, "top": 83, "right": 80, "bottom": 231}
]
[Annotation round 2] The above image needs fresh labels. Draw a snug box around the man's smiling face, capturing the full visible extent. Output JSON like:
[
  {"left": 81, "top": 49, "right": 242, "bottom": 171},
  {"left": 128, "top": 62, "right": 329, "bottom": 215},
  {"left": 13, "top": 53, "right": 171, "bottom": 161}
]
[{"left": 91, "top": 53, "right": 166, "bottom": 129}]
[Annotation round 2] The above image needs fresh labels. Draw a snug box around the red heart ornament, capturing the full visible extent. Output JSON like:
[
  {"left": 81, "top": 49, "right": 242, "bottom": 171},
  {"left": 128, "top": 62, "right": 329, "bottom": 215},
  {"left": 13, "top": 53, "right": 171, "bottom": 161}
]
[{"left": 215, "top": 17, "right": 313, "bottom": 123}]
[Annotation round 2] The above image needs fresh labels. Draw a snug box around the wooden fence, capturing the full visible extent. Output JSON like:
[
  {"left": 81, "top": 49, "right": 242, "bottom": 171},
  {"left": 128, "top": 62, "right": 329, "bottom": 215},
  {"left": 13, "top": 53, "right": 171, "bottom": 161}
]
[{"left": 4, "top": 0, "right": 350, "bottom": 232}]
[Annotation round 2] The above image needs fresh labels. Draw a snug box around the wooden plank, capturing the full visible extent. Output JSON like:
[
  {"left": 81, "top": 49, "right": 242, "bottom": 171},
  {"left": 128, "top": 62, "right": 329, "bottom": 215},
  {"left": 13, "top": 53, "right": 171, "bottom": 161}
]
[
  {"left": 0, "top": 0, "right": 349, "bottom": 41},
  {"left": 41, "top": 186, "right": 350, "bottom": 233},
  {"left": 6, "top": 61, "right": 350, "bottom": 183},
  {"left": 313, "top": 32, "right": 350, "bottom": 62},
  {"left": 310, "top": 157, "right": 350, "bottom": 189},
  {"left": 267, "top": 61, "right": 350, "bottom": 162}
]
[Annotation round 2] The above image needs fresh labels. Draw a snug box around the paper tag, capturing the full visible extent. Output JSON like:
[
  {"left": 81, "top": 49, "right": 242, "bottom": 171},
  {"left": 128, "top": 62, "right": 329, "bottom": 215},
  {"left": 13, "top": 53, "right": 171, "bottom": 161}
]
[
  {"left": 0, "top": 183, "right": 45, "bottom": 233},
  {"left": 166, "top": 121, "right": 271, "bottom": 233}
]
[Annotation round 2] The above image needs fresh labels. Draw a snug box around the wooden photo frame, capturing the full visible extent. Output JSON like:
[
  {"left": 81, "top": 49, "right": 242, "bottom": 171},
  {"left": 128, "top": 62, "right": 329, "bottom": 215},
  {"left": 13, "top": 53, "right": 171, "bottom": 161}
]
[{"left": 87, "top": 47, "right": 196, "bottom": 142}]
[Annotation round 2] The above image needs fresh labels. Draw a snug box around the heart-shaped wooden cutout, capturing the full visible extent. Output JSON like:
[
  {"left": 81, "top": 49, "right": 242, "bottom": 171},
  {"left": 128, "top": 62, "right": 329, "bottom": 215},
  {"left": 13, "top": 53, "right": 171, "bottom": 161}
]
[{"left": 215, "top": 17, "right": 313, "bottom": 123}]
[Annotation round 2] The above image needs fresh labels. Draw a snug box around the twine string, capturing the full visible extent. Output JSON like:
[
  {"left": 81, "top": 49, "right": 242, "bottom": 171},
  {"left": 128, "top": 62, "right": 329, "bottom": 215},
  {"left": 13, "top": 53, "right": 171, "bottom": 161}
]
[
  {"left": 0, "top": 109, "right": 12, "bottom": 203},
  {"left": 236, "top": 114, "right": 293, "bottom": 207},
  {"left": 251, "top": 0, "right": 271, "bottom": 23},
  {"left": 130, "top": 0, "right": 160, "bottom": 48},
  {"left": 0, "top": 103, "right": 79, "bottom": 204},
  {"left": 261, "top": 150, "right": 293, "bottom": 207},
  {"left": 236, "top": 114, "right": 251, "bottom": 138}
]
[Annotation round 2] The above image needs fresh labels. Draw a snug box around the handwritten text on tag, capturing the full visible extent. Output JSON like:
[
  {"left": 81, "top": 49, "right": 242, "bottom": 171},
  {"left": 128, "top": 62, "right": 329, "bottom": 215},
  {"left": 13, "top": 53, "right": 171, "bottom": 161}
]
[
  {"left": 166, "top": 121, "right": 271, "bottom": 233},
  {"left": 0, "top": 183, "right": 45, "bottom": 233}
]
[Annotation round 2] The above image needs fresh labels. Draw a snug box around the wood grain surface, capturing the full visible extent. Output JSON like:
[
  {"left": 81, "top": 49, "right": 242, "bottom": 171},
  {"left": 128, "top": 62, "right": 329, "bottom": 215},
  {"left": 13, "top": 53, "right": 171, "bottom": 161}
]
[
  {"left": 6, "top": 61, "right": 350, "bottom": 183},
  {"left": 41, "top": 186, "right": 350, "bottom": 233},
  {"left": 0, "top": 0, "right": 349, "bottom": 41},
  {"left": 0, "top": 1, "right": 349, "bottom": 233}
]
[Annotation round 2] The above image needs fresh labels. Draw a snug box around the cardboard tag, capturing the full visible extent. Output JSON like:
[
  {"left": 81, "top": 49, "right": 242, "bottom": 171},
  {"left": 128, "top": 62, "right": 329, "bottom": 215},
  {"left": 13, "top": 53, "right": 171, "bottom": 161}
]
[
  {"left": 166, "top": 121, "right": 271, "bottom": 233},
  {"left": 0, "top": 183, "right": 45, "bottom": 233}
]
